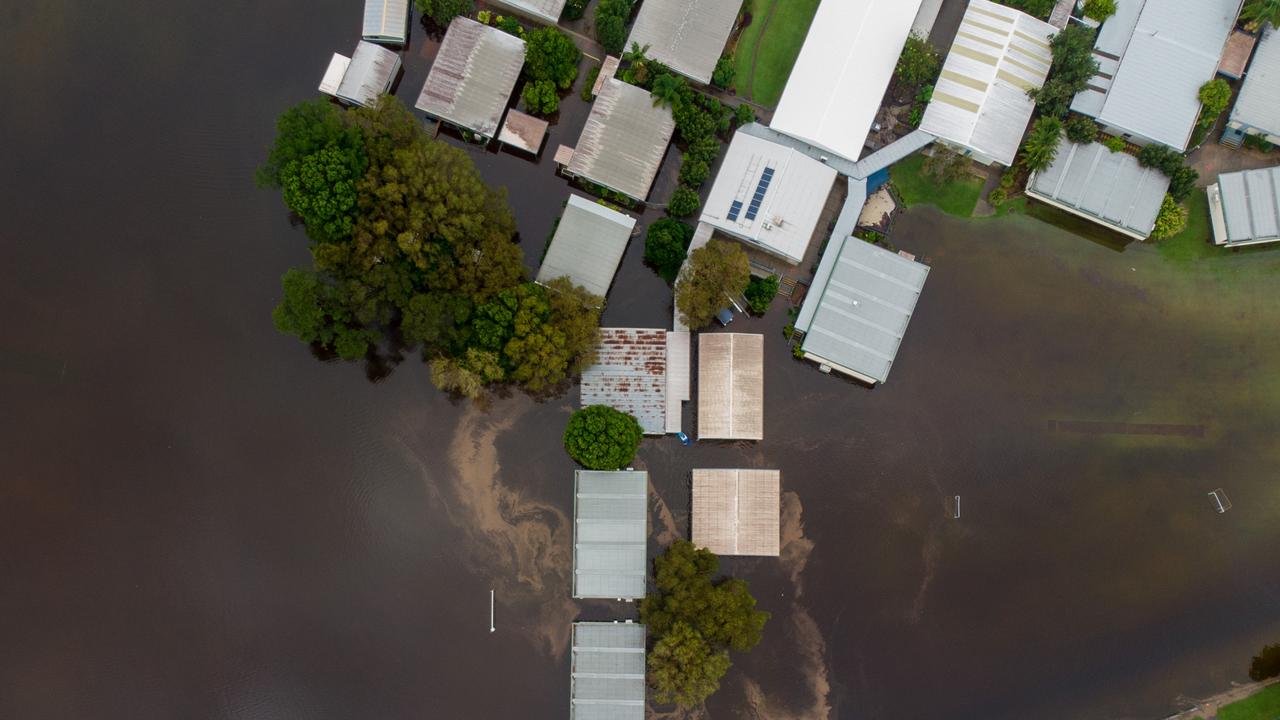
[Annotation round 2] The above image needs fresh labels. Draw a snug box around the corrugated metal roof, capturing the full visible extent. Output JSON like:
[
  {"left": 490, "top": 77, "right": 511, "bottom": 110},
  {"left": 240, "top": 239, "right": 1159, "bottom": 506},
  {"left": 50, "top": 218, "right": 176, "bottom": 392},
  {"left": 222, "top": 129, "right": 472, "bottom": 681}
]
[
  {"left": 664, "top": 331, "right": 690, "bottom": 434},
  {"left": 1072, "top": 0, "right": 1241, "bottom": 150},
  {"left": 626, "top": 0, "right": 740, "bottom": 84},
  {"left": 336, "top": 41, "right": 401, "bottom": 108},
  {"left": 691, "top": 469, "right": 780, "bottom": 556},
  {"left": 488, "top": 0, "right": 567, "bottom": 25},
  {"left": 771, "top": 0, "right": 923, "bottom": 162},
  {"left": 1212, "top": 166, "right": 1280, "bottom": 245},
  {"left": 567, "top": 79, "right": 675, "bottom": 201},
  {"left": 362, "top": 0, "right": 409, "bottom": 43},
  {"left": 1219, "top": 30, "right": 1256, "bottom": 79},
  {"left": 319, "top": 53, "right": 351, "bottom": 96},
  {"left": 573, "top": 471, "right": 648, "bottom": 599},
  {"left": 697, "top": 333, "right": 763, "bottom": 440},
  {"left": 536, "top": 194, "right": 636, "bottom": 298},
  {"left": 415, "top": 17, "right": 525, "bottom": 139},
  {"left": 570, "top": 623, "right": 646, "bottom": 720},
  {"left": 580, "top": 328, "right": 669, "bottom": 435},
  {"left": 920, "top": 0, "right": 1054, "bottom": 166},
  {"left": 1027, "top": 139, "right": 1170, "bottom": 239},
  {"left": 1230, "top": 27, "right": 1280, "bottom": 136},
  {"left": 797, "top": 236, "right": 929, "bottom": 384},
  {"left": 699, "top": 131, "right": 838, "bottom": 265},
  {"left": 497, "top": 109, "right": 548, "bottom": 153}
]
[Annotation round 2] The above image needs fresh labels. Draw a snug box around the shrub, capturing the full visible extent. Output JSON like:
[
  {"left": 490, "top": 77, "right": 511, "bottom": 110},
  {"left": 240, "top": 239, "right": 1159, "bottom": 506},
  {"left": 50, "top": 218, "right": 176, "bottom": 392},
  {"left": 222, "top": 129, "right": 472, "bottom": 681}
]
[
  {"left": 581, "top": 66, "right": 600, "bottom": 101},
  {"left": 668, "top": 186, "right": 702, "bottom": 218},
  {"left": 999, "top": 0, "right": 1054, "bottom": 18},
  {"left": 1241, "top": 0, "right": 1280, "bottom": 32},
  {"left": 988, "top": 187, "right": 1008, "bottom": 207},
  {"left": 1249, "top": 644, "right": 1280, "bottom": 682},
  {"left": 563, "top": 405, "right": 643, "bottom": 470},
  {"left": 712, "top": 55, "right": 736, "bottom": 89},
  {"left": 1167, "top": 165, "right": 1198, "bottom": 203},
  {"left": 923, "top": 147, "right": 970, "bottom": 182},
  {"left": 1065, "top": 116, "right": 1099, "bottom": 144},
  {"left": 1197, "top": 78, "right": 1232, "bottom": 128},
  {"left": 1082, "top": 0, "right": 1118, "bottom": 21},
  {"left": 563, "top": 0, "right": 587, "bottom": 21},
  {"left": 522, "top": 79, "right": 559, "bottom": 115},
  {"left": 416, "top": 0, "right": 473, "bottom": 26},
  {"left": 644, "top": 218, "right": 694, "bottom": 282},
  {"left": 999, "top": 168, "right": 1018, "bottom": 190},
  {"left": 1149, "top": 194, "right": 1187, "bottom": 240},
  {"left": 1032, "top": 24, "right": 1100, "bottom": 118},
  {"left": 595, "top": 0, "right": 633, "bottom": 54},
  {"left": 1021, "top": 116, "right": 1063, "bottom": 172},
  {"left": 896, "top": 33, "right": 941, "bottom": 87},
  {"left": 679, "top": 157, "right": 710, "bottom": 187},
  {"left": 496, "top": 15, "right": 523, "bottom": 37},
  {"left": 744, "top": 275, "right": 780, "bottom": 315},
  {"left": 734, "top": 103, "right": 755, "bottom": 126},
  {"left": 1104, "top": 136, "right": 1126, "bottom": 153}
]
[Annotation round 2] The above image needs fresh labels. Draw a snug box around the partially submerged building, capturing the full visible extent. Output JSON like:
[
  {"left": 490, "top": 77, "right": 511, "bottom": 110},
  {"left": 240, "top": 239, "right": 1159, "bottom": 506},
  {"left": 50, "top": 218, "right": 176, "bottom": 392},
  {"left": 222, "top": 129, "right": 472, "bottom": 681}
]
[
  {"left": 1070, "top": 0, "right": 1242, "bottom": 150},
  {"left": 580, "top": 328, "right": 670, "bottom": 435},
  {"left": 415, "top": 17, "right": 526, "bottom": 141},
  {"left": 536, "top": 194, "right": 636, "bottom": 299},
  {"left": 1225, "top": 27, "right": 1280, "bottom": 147},
  {"left": 488, "top": 0, "right": 567, "bottom": 25},
  {"left": 691, "top": 469, "right": 780, "bottom": 556},
  {"left": 1208, "top": 166, "right": 1280, "bottom": 248},
  {"left": 322, "top": 41, "right": 401, "bottom": 108},
  {"left": 698, "top": 131, "right": 838, "bottom": 266},
  {"left": 572, "top": 470, "right": 648, "bottom": 600},
  {"left": 497, "top": 109, "right": 548, "bottom": 155},
  {"left": 570, "top": 622, "right": 646, "bottom": 720},
  {"left": 625, "top": 0, "right": 740, "bottom": 84},
  {"left": 564, "top": 79, "right": 675, "bottom": 202},
  {"left": 795, "top": 236, "right": 930, "bottom": 385},
  {"left": 1026, "top": 139, "right": 1171, "bottom": 239},
  {"left": 919, "top": 0, "right": 1054, "bottom": 166},
  {"left": 362, "top": 0, "right": 409, "bottom": 45},
  {"left": 697, "top": 333, "right": 763, "bottom": 441},
  {"left": 770, "top": 0, "right": 923, "bottom": 162}
]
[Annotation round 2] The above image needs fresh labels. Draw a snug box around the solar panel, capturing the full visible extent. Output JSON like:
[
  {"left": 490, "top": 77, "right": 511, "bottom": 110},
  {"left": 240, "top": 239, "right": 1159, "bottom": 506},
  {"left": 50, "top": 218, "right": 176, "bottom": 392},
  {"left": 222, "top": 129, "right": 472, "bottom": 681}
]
[
  {"left": 744, "top": 166, "right": 775, "bottom": 221},
  {"left": 727, "top": 199, "right": 743, "bottom": 221}
]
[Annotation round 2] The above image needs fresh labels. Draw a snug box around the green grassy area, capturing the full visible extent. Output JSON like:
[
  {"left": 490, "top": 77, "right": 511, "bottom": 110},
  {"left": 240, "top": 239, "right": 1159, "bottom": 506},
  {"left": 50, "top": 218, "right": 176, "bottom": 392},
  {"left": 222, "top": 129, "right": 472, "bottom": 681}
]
[
  {"left": 889, "top": 155, "right": 984, "bottom": 218},
  {"left": 732, "top": 0, "right": 819, "bottom": 107},
  {"left": 1218, "top": 684, "right": 1280, "bottom": 720},
  {"left": 1156, "top": 188, "right": 1220, "bottom": 263}
]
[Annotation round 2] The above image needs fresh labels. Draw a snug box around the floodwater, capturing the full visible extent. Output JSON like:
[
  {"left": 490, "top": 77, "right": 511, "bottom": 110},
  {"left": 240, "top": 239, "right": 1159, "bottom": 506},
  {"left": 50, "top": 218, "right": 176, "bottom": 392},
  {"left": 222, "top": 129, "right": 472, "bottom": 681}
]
[{"left": 2, "top": 2, "right": 1279, "bottom": 719}]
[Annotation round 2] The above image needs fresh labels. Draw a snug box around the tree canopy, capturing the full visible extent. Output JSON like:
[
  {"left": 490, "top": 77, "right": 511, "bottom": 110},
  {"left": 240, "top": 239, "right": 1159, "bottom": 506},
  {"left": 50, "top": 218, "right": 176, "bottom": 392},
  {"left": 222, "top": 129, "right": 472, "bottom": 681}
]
[
  {"left": 563, "top": 405, "right": 643, "bottom": 470},
  {"left": 1149, "top": 194, "right": 1187, "bottom": 240},
  {"left": 895, "top": 33, "right": 941, "bottom": 88},
  {"left": 1241, "top": 0, "right": 1280, "bottom": 31},
  {"left": 998, "top": 0, "right": 1054, "bottom": 18},
  {"left": 1082, "top": 0, "right": 1117, "bottom": 21},
  {"left": 595, "top": 0, "right": 634, "bottom": 54},
  {"left": 644, "top": 218, "right": 694, "bottom": 283},
  {"left": 1064, "top": 116, "right": 1099, "bottom": 144},
  {"left": 1249, "top": 643, "right": 1280, "bottom": 681},
  {"left": 415, "top": 0, "right": 473, "bottom": 26},
  {"left": 639, "top": 540, "right": 770, "bottom": 707},
  {"left": 1198, "top": 79, "right": 1232, "bottom": 128},
  {"left": 1032, "top": 24, "right": 1100, "bottom": 119},
  {"left": 524, "top": 27, "right": 581, "bottom": 90},
  {"left": 675, "top": 240, "right": 749, "bottom": 329},
  {"left": 1021, "top": 116, "right": 1063, "bottom": 172}
]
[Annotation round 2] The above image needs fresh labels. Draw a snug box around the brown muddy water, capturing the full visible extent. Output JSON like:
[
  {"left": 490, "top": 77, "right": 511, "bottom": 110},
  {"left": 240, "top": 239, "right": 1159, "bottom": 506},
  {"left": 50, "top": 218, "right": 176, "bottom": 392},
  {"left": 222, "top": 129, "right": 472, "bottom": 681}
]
[{"left": 3, "top": 2, "right": 1279, "bottom": 719}]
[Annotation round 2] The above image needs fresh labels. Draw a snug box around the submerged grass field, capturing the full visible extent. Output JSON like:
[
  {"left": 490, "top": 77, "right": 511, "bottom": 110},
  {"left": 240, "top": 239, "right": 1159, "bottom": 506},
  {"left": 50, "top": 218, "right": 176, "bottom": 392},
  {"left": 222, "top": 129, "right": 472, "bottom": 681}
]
[
  {"left": 890, "top": 155, "right": 983, "bottom": 218},
  {"left": 732, "top": 0, "right": 819, "bottom": 107},
  {"left": 1218, "top": 683, "right": 1280, "bottom": 720}
]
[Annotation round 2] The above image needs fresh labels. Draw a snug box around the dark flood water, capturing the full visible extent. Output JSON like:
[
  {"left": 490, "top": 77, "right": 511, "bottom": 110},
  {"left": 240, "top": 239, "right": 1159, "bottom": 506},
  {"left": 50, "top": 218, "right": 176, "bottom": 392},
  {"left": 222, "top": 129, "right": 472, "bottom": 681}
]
[{"left": 3, "top": 2, "right": 1279, "bottom": 719}]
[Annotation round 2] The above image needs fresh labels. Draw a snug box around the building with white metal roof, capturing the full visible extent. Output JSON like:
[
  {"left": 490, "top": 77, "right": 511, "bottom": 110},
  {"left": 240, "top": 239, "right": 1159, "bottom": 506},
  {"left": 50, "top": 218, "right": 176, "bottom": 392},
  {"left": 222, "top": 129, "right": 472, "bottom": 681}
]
[
  {"left": 796, "top": 236, "right": 930, "bottom": 385},
  {"left": 691, "top": 469, "right": 780, "bottom": 556},
  {"left": 699, "top": 131, "right": 838, "bottom": 265},
  {"left": 1070, "top": 0, "right": 1242, "bottom": 150},
  {"left": 770, "top": 0, "right": 924, "bottom": 163},
  {"left": 697, "top": 333, "right": 763, "bottom": 441},
  {"left": 920, "top": 0, "right": 1054, "bottom": 166},
  {"left": 580, "top": 329, "right": 670, "bottom": 435},
  {"left": 565, "top": 79, "right": 675, "bottom": 202},
  {"left": 488, "top": 0, "right": 567, "bottom": 25},
  {"left": 626, "top": 0, "right": 740, "bottom": 84},
  {"left": 570, "top": 622, "right": 646, "bottom": 720},
  {"left": 319, "top": 53, "right": 351, "bottom": 97},
  {"left": 1227, "top": 27, "right": 1280, "bottom": 146},
  {"left": 1027, "top": 139, "right": 1170, "bottom": 239},
  {"left": 665, "top": 331, "right": 690, "bottom": 434},
  {"left": 362, "top": 0, "right": 409, "bottom": 45},
  {"left": 573, "top": 470, "right": 648, "bottom": 600},
  {"left": 334, "top": 41, "right": 401, "bottom": 108},
  {"left": 536, "top": 194, "right": 636, "bottom": 298},
  {"left": 415, "top": 17, "right": 526, "bottom": 140},
  {"left": 1208, "top": 165, "right": 1280, "bottom": 247}
]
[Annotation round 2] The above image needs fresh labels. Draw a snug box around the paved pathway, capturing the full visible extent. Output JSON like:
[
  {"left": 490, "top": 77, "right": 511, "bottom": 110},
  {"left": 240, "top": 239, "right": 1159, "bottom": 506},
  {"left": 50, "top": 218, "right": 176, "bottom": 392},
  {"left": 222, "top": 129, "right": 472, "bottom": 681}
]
[
  {"left": 1049, "top": 0, "right": 1075, "bottom": 29},
  {"left": 1164, "top": 676, "right": 1280, "bottom": 720}
]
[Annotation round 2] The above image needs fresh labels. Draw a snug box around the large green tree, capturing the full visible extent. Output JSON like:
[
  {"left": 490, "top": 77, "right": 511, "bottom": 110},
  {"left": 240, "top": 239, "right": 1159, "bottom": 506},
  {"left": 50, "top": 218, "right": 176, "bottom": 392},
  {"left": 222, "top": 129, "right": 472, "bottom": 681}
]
[
  {"left": 644, "top": 218, "right": 694, "bottom": 282},
  {"left": 257, "top": 98, "right": 365, "bottom": 188},
  {"left": 525, "top": 27, "right": 582, "bottom": 90},
  {"left": 280, "top": 146, "right": 362, "bottom": 243},
  {"left": 675, "top": 240, "right": 749, "bottom": 329},
  {"left": 895, "top": 33, "right": 941, "bottom": 88},
  {"left": 271, "top": 268, "right": 379, "bottom": 360},
  {"left": 640, "top": 540, "right": 769, "bottom": 707},
  {"left": 1021, "top": 116, "right": 1063, "bottom": 172},
  {"left": 563, "top": 405, "right": 643, "bottom": 470},
  {"left": 1249, "top": 643, "right": 1280, "bottom": 681},
  {"left": 1032, "top": 24, "right": 1100, "bottom": 118},
  {"left": 1198, "top": 79, "right": 1232, "bottom": 128},
  {"left": 594, "top": 0, "right": 633, "bottom": 54}
]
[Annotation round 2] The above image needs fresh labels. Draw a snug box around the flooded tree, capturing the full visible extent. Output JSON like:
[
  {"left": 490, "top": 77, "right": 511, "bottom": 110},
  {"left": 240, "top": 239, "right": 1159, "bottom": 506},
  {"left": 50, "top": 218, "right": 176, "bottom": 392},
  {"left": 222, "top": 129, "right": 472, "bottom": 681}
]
[
  {"left": 563, "top": 405, "right": 643, "bottom": 470},
  {"left": 674, "top": 240, "right": 749, "bottom": 329}
]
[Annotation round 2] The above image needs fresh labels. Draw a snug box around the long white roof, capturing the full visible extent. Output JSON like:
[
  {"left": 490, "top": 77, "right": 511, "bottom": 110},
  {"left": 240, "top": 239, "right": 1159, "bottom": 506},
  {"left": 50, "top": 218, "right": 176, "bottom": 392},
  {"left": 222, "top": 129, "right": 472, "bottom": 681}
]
[
  {"left": 699, "top": 131, "right": 837, "bottom": 265},
  {"left": 536, "top": 194, "right": 635, "bottom": 298},
  {"left": 1230, "top": 27, "right": 1280, "bottom": 137},
  {"left": 572, "top": 471, "right": 648, "bottom": 600},
  {"left": 626, "top": 0, "right": 740, "bottom": 84},
  {"left": 920, "top": 0, "right": 1054, "bottom": 166},
  {"left": 1027, "top": 139, "right": 1170, "bottom": 239},
  {"left": 770, "top": 0, "right": 923, "bottom": 162}
]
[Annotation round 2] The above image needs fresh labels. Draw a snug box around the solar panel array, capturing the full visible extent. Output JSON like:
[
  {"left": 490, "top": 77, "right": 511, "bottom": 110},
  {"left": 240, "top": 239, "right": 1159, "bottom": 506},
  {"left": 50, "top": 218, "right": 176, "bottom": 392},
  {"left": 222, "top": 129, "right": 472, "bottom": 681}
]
[
  {"left": 745, "top": 167, "right": 775, "bottom": 221},
  {"left": 727, "top": 199, "right": 743, "bottom": 221}
]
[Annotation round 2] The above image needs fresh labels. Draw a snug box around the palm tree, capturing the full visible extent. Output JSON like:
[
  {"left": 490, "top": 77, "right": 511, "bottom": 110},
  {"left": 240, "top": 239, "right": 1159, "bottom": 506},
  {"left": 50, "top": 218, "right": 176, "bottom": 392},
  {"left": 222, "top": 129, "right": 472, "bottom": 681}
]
[
  {"left": 651, "top": 73, "right": 684, "bottom": 108},
  {"left": 1241, "top": 0, "right": 1280, "bottom": 31},
  {"left": 1021, "top": 116, "right": 1063, "bottom": 173}
]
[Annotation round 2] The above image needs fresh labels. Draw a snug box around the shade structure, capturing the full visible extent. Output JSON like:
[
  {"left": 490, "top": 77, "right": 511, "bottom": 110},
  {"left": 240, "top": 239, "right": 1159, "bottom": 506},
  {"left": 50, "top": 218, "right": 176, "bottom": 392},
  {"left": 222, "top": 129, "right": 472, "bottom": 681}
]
[{"left": 691, "top": 469, "right": 780, "bottom": 556}]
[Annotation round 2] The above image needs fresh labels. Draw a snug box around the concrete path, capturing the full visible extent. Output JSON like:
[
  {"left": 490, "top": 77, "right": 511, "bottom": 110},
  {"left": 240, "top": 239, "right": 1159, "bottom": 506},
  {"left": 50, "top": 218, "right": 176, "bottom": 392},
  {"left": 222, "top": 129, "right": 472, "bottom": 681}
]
[
  {"left": 1164, "top": 676, "right": 1280, "bottom": 720},
  {"left": 1189, "top": 143, "right": 1280, "bottom": 187}
]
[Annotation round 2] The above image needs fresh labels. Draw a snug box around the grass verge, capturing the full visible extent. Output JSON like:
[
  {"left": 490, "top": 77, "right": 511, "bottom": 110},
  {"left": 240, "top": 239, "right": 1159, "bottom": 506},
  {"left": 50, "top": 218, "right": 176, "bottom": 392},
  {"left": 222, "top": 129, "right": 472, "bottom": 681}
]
[
  {"left": 732, "top": 0, "right": 819, "bottom": 107},
  {"left": 1218, "top": 683, "right": 1280, "bottom": 720},
  {"left": 1156, "top": 188, "right": 1220, "bottom": 263},
  {"left": 890, "top": 155, "right": 983, "bottom": 218}
]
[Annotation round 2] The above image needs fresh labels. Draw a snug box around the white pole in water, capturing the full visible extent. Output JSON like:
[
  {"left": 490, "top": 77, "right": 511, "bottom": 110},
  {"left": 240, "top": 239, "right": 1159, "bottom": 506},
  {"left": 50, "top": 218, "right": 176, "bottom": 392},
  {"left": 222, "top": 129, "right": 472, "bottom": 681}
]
[
  {"left": 954, "top": 496, "right": 961, "bottom": 519},
  {"left": 489, "top": 589, "right": 496, "bottom": 633}
]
